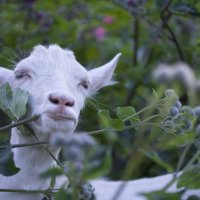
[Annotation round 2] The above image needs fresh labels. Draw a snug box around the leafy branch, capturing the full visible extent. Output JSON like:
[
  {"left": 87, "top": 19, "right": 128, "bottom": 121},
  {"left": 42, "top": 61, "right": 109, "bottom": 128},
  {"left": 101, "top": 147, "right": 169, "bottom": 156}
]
[{"left": 0, "top": 115, "right": 40, "bottom": 133}]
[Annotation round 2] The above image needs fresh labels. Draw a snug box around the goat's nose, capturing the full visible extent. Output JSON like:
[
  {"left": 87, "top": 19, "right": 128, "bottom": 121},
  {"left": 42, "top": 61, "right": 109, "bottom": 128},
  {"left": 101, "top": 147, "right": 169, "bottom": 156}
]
[{"left": 49, "top": 93, "right": 75, "bottom": 107}]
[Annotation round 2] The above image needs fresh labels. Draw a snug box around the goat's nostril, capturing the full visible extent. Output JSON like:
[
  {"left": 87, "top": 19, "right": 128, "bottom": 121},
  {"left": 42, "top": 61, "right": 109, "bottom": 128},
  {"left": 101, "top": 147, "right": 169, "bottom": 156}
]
[
  {"left": 49, "top": 94, "right": 75, "bottom": 107},
  {"left": 49, "top": 96, "right": 60, "bottom": 105},
  {"left": 65, "top": 100, "right": 74, "bottom": 107}
]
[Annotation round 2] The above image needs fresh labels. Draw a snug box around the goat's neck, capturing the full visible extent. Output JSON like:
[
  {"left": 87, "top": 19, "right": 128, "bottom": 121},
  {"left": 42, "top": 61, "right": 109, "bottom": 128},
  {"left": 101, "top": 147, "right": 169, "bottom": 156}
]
[{"left": 11, "top": 128, "right": 60, "bottom": 180}]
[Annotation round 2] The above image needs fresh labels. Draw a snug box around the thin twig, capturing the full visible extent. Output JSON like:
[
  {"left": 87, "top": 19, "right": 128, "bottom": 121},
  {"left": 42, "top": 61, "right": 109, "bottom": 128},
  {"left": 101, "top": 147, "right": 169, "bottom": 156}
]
[
  {"left": 0, "top": 115, "right": 40, "bottom": 133},
  {"left": 31, "top": 133, "right": 63, "bottom": 169},
  {"left": 12, "top": 141, "right": 48, "bottom": 148},
  {"left": 45, "top": 147, "right": 63, "bottom": 169},
  {"left": 160, "top": 5, "right": 185, "bottom": 61},
  {"left": 0, "top": 141, "right": 48, "bottom": 149},
  {"left": 110, "top": 181, "right": 128, "bottom": 200},
  {"left": 125, "top": 17, "right": 139, "bottom": 105},
  {"left": 0, "top": 188, "right": 58, "bottom": 195},
  {"left": 133, "top": 17, "right": 139, "bottom": 65},
  {"left": 87, "top": 128, "right": 113, "bottom": 135},
  {"left": 123, "top": 96, "right": 169, "bottom": 121},
  {"left": 162, "top": 148, "right": 200, "bottom": 191},
  {"left": 175, "top": 142, "right": 192, "bottom": 175},
  {"left": 125, "top": 83, "right": 138, "bottom": 106}
]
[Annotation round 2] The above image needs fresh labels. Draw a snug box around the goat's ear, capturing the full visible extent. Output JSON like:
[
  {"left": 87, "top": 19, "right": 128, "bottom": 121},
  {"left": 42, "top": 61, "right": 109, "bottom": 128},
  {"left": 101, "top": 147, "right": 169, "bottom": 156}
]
[
  {"left": 88, "top": 53, "right": 121, "bottom": 95},
  {"left": 0, "top": 67, "right": 13, "bottom": 85}
]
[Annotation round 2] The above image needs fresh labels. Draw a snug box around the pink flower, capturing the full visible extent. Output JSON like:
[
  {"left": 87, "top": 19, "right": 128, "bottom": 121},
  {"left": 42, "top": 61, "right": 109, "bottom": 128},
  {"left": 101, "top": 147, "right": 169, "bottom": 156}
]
[
  {"left": 93, "top": 27, "right": 106, "bottom": 41},
  {"left": 103, "top": 16, "right": 114, "bottom": 24}
]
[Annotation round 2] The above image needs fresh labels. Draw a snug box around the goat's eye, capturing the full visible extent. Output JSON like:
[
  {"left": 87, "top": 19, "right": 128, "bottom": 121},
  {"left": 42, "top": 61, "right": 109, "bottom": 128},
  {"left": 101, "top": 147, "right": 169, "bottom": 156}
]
[
  {"left": 15, "top": 71, "right": 31, "bottom": 80},
  {"left": 79, "top": 81, "right": 89, "bottom": 90}
]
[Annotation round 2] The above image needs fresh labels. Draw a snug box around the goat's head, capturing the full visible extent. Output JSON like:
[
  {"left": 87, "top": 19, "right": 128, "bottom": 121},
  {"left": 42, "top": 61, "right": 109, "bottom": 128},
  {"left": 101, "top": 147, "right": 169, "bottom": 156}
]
[{"left": 0, "top": 44, "right": 121, "bottom": 138}]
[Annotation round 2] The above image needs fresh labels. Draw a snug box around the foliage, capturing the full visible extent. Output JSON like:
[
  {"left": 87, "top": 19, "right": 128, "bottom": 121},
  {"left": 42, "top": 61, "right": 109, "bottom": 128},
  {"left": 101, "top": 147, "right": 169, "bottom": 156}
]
[
  {"left": 0, "top": 84, "right": 29, "bottom": 176},
  {"left": 0, "top": 0, "right": 200, "bottom": 199},
  {"left": 0, "top": 84, "right": 199, "bottom": 199}
]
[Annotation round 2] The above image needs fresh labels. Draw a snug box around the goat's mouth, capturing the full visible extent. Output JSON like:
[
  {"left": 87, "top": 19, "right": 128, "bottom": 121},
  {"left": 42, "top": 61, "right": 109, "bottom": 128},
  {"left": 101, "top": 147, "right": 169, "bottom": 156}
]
[{"left": 45, "top": 112, "right": 77, "bottom": 124}]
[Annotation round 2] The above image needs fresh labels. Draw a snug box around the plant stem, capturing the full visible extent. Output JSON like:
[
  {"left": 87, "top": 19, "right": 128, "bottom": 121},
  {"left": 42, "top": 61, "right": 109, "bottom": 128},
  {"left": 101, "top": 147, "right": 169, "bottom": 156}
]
[
  {"left": 163, "top": 147, "right": 200, "bottom": 191},
  {"left": 45, "top": 147, "right": 63, "bottom": 169},
  {"left": 140, "top": 114, "right": 165, "bottom": 124},
  {"left": 0, "top": 188, "right": 56, "bottom": 195},
  {"left": 87, "top": 128, "right": 113, "bottom": 135},
  {"left": 183, "top": 148, "right": 200, "bottom": 171},
  {"left": 12, "top": 141, "right": 48, "bottom": 148},
  {"left": 0, "top": 115, "right": 40, "bottom": 133},
  {"left": 88, "top": 114, "right": 168, "bottom": 135},
  {"left": 175, "top": 142, "right": 192, "bottom": 175},
  {"left": 123, "top": 96, "right": 168, "bottom": 121},
  {"left": 133, "top": 17, "right": 139, "bottom": 65},
  {"left": 31, "top": 133, "right": 63, "bottom": 169},
  {"left": 160, "top": 5, "right": 185, "bottom": 61},
  {"left": 0, "top": 141, "right": 48, "bottom": 149}
]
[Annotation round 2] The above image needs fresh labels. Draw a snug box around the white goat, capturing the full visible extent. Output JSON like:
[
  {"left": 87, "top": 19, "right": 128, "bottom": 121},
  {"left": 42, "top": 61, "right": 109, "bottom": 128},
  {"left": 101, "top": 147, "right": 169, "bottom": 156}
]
[{"left": 0, "top": 44, "right": 199, "bottom": 200}]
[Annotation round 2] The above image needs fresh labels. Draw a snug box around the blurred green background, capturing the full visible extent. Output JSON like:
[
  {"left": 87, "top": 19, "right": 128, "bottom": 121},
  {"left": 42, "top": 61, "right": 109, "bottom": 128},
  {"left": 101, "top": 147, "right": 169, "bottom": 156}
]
[{"left": 1, "top": 0, "right": 200, "bottom": 180}]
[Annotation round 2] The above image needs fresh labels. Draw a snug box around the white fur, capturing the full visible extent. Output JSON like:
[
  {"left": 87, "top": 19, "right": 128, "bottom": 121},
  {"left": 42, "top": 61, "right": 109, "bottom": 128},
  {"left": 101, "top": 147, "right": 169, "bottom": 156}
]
[
  {"left": 0, "top": 44, "right": 199, "bottom": 200},
  {"left": 91, "top": 175, "right": 200, "bottom": 200}
]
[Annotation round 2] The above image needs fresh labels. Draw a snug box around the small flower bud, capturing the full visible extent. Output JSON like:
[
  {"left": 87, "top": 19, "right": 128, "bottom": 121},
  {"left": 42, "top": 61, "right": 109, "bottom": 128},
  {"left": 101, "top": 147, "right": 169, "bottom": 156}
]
[
  {"left": 181, "top": 120, "right": 192, "bottom": 131},
  {"left": 195, "top": 124, "right": 200, "bottom": 135},
  {"left": 165, "top": 89, "right": 176, "bottom": 97},
  {"left": 63, "top": 146, "right": 84, "bottom": 161},
  {"left": 174, "top": 100, "right": 182, "bottom": 110},
  {"left": 170, "top": 106, "right": 179, "bottom": 118},
  {"left": 180, "top": 106, "right": 195, "bottom": 117},
  {"left": 194, "top": 106, "right": 200, "bottom": 118}
]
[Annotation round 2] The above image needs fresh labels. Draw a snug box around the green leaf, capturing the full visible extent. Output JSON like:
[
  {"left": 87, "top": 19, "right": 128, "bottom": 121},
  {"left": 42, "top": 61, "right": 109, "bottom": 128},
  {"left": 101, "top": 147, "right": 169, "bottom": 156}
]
[
  {"left": 150, "top": 126, "right": 161, "bottom": 141},
  {"left": 55, "top": 189, "right": 69, "bottom": 200},
  {"left": 152, "top": 88, "right": 159, "bottom": 100},
  {"left": 115, "top": 106, "right": 140, "bottom": 123},
  {"left": 0, "top": 108, "right": 18, "bottom": 176},
  {"left": 98, "top": 110, "right": 110, "bottom": 128},
  {"left": 0, "top": 143, "right": 20, "bottom": 176},
  {"left": 0, "top": 84, "right": 29, "bottom": 121},
  {"left": 50, "top": 176, "right": 56, "bottom": 188},
  {"left": 140, "top": 149, "right": 173, "bottom": 172},
  {"left": 164, "top": 133, "right": 190, "bottom": 147},
  {"left": 170, "top": 3, "right": 198, "bottom": 15},
  {"left": 156, "top": 0, "right": 170, "bottom": 10},
  {"left": 84, "top": 149, "right": 112, "bottom": 180},
  {"left": 177, "top": 166, "right": 200, "bottom": 189},
  {"left": 18, "top": 125, "right": 34, "bottom": 136},
  {"left": 142, "top": 190, "right": 182, "bottom": 200},
  {"left": 110, "top": 118, "right": 124, "bottom": 131},
  {"left": 0, "top": 131, "right": 11, "bottom": 145},
  {"left": 12, "top": 87, "right": 29, "bottom": 120},
  {"left": 0, "top": 110, "right": 12, "bottom": 145},
  {"left": 98, "top": 109, "right": 124, "bottom": 131},
  {"left": 40, "top": 167, "right": 63, "bottom": 178}
]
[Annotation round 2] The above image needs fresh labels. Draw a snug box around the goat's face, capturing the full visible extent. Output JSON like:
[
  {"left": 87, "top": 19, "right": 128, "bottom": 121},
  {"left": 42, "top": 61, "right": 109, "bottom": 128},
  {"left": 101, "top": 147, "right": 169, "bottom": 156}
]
[{"left": 0, "top": 45, "right": 121, "bottom": 138}]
